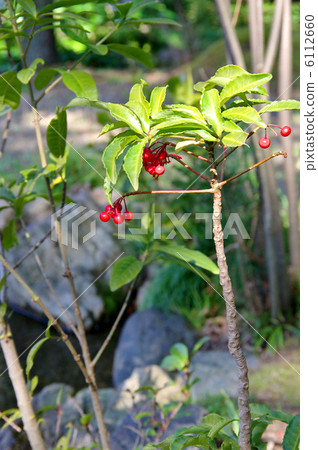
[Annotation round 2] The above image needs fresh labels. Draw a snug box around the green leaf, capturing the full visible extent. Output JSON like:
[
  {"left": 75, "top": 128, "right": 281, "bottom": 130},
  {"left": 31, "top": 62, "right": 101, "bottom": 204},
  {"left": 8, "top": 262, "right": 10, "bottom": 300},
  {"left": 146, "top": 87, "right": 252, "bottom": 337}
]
[
  {"left": 80, "top": 413, "right": 93, "bottom": 427},
  {"left": 17, "top": 68, "right": 34, "bottom": 84},
  {"left": 170, "top": 343, "right": 189, "bottom": 362},
  {"left": 250, "top": 404, "right": 292, "bottom": 423},
  {"left": 282, "top": 414, "right": 300, "bottom": 450},
  {"left": 123, "top": 138, "right": 148, "bottom": 190},
  {"left": 152, "top": 116, "right": 212, "bottom": 133},
  {"left": 110, "top": 256, "right": 143, "bottom": 291},
  {"left": 34, "top": 68, "right": 58, "bottom": 90},
  {"left": 128, "top": 0, "right": 160, "bottom": 15},
  {"left": 129, "top": 82, "right": 149, "bottom": 114},
  {"left": 0, "top": 72, "right": 22, "bottom": 110},
  {"left": 127, "top": 17, "right": 180, "bottom": 26},
  {"left": 126, "top": 100, "right": 150, "bottom": 132},
  {"left": 161, "top": 354, "right": 185, "bottom": 371},
  {"left": 175, "top": 140, "right": 201, "bottom": 152},
  {"left": 194, "top": 65, "right": 248, "bottom": 91},
  {"left": 46, "top": 109, "right": 67, "bottom": 158},
  {"left": 201, "top": 89, "right": 223, "bottom": 137},
  {"left": 66, "top": 97, "right": 109, "bottom": 111},
  {"left": 259, "top": 99, "right": 300, "bottom": 114},
  {"left": 222, "top": 120, "right": 243, "bottom": 133},
  {"left": 102, "top": 132, "right": 137, "bottom": 184},
  {"left": 220, "top": 73, "right": 272, "bottom": 106},
  {"left": 222, "top": 106, "right": 266, "bottom": 128},
  {"left": 62, "top": 71, "right": 98, "bottom": 101},
  {"left": 149, "top": 86, "right": 167, "bottom": 117},
  {"left": 103, "top": 175, "right": 114, "bottom": 205},
  {"left": 164, "top": 104, "right": 206, "bottom": 124},
  {"left": 222, "top": 131, "right": 248, "bottom": 147},
  {"left": 61, "top": 25, "right": 108, "bottom": 55},
  {"left": 0, "top": 187, "right": 15, "bottom": 203},
  {"left": 18, "top": 0, "right": 37, "bottom": 16},
  {"left": 106, "top": 102, "right": 144, "bottom": 135},
  {"left": 207, "top": 417, "right": 237, "bottom": 438},
  {"left": 29, "top": 375, "right": 39, "bottom": 393},
  {"left": 116, "top": 1, "right": 133, "bottom": 17},
  {"left": 0, "top": 302, "right": 7, "bottom": 319},
  {"left": 26, "top": 337, "right": 49, "bottom": 380},
  {"left": 107, "top": 43, "right": 153, "bottom": 69},
  {"left": 3, "top": 219, "right": 18, "bottom": 251},
  {"left": 99, "top": 121, "right": 128, "bottom": 136},
  {"left": 156, "top": 244, "right": 219, "bottom": 274},
  {"left": 191, "top": 336, "right": 210, "bottom": 356}
]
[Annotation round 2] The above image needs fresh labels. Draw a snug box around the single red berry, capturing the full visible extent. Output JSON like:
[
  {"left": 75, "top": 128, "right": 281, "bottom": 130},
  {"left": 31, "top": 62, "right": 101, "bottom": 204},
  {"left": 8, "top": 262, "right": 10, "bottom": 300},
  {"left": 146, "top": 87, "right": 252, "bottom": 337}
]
[
  {"left": 148, "top": 166, "right": 156, "bottom": 175},
  {"left": 123, "top": 211, "right": 133, "bottom": 221},
  {"left": 280, "top": 126, "right": 291, "bottom": 137},
  {"left": 155, "top": 165, "right": 165, "bottom": 175},
  {"left": 109, "top": 208, "right": 116, "bottom": 218},
  {"left": 105, "top": 205, "right": 112, "bottom": 213},
  {"left": 113, "top": 214, "right": 124, "bottom": 224},
  {"left": 100, "top": 211, "right": 110, "bottom": 222},
  {"left": 259, "top": 137, "right": 271, "bottom": 149}
]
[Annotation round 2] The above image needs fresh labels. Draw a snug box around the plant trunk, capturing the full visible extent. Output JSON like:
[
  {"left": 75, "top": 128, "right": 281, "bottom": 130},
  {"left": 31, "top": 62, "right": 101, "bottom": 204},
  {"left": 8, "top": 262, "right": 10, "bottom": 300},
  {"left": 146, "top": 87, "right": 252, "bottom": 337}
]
[
  {"left": 278, "top": 0, "right": 300, "bottom": 276},
  {"left": 212, "top": 188, "right": 251, "bottom": 449},
  {"left": 0, "top": 320, "right": 46, "bottom": 450}
]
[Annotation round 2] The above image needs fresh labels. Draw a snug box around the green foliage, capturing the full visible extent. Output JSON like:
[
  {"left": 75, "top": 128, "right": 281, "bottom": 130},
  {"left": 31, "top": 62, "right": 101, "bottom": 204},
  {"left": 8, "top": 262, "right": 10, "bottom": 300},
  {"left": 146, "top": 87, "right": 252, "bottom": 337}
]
[
  {"left": 46, "top": 108, "right": 68, "bottom": 158},
  {"left": 0, "top": 72, "right": 22, "bottom": 110},
  {"left": 282, "top": 413, "right": 300, "bottom": 450},
  {"left": 110, "top": 255, "right": 143, "bottom": 291}
]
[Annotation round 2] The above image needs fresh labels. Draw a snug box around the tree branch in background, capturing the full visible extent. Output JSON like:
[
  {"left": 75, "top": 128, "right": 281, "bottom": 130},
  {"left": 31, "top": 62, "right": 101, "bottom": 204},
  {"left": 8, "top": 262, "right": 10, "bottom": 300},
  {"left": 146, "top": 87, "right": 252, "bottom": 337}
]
[
  {"left": 0, "top": 110, "right": 12, "bottom": 158},
  {"left": 214, "top": 0, "right": 246, "bottom": 68},
  {"left": 264, "top": 0, "right": 284, "bottom": 72}
]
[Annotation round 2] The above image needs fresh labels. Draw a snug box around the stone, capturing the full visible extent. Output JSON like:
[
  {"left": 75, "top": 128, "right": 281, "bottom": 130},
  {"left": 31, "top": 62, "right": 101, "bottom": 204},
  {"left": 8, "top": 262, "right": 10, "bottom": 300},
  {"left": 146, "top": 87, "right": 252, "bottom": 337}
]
[
  {"left": 189, "top": 350, "right": 260, "bottom": 401},
  {"left": 112, "top": 308, "right": 195, "bottom": 387},
  {"left": 6, "top": 188, "right": 121, "bottom": 330},
  {"left": 109, "top": 404, "right": 207, "bottom": 450}
]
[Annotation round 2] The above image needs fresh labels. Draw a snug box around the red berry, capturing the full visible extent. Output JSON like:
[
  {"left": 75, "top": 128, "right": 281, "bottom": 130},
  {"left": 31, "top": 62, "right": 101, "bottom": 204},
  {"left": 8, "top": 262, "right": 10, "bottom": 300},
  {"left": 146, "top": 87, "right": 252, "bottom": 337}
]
[
  {"left": 100, "top": 211, "right": 110, "bottom": 222},
  {"left": 113, "top": 214, "right": 124, "bottom": 224},
  {"left": 109, "top": 208, "right": 116, "bottom": 218},
  {"left": 148, "top": 166, "right": 156, "bottom": 175},
  {"left": 105, "top": 205, "right": 112, "bottom": 213},
  {"left": 123, "top": 211, "right": 133, "bottom": 221},
  {"left": 259, "top": 137, "right": 271, "bottom": 149},
  {"left": 155, "top": 165, "right": 165, "bottom": 175},
  {"left": 115, "top": 204, "right": 122, "bottom": 212},
  {"left": 281, "top": 126, "right": 291, "bottom": 137}
]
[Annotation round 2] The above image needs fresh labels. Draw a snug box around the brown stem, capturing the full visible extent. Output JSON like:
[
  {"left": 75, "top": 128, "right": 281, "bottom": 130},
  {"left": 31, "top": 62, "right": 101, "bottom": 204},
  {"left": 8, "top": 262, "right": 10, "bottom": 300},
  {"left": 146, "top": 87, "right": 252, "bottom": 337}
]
[
  {"left": 180, "top": 149, "right": 209, "bottom": 162},
  {"left": 168, "top": 154, "right": 211, "bottom": 182},
  {"left": 120, "top": 188, "right": 214, "bottom": 201},
  {"left": 218, "top": 151, "right": 286, "bottom": 187},
  {"left": 212, "top": 188, "right": 251, "bottom": 449},
  {"left": 92, "top": 252, "right": 147, "bottom": 367},
  {"left": 0, "top": 110, "right": 12, "bottom": 158}
]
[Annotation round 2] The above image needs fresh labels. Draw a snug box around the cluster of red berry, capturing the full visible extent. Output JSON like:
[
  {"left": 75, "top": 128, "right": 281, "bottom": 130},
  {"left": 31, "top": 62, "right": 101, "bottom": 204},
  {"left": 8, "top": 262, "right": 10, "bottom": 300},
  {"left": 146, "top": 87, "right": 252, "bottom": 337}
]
[
  {"left": 259, "top": 125, "right": 291, "bottom": 149},
  {"left": 99, "top": 198, "right": 133, "bottom": 224},
  {"left": 142, "top": 142, "right": 171, "bottom": 179}
]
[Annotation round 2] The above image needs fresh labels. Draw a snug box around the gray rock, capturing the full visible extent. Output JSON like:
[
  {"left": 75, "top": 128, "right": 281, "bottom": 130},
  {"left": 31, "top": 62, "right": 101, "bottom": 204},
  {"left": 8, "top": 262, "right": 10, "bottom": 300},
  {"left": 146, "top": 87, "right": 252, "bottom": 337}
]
[
  {"left": 0, "top": 427, "right": 15, "bottom": 450},
  {"left": 112, "top": 308, "right": 195, "bottom": 387},
  {"left": 6, "top": 189, "right": 121, "bottom": 330},
  {"left": 109, "top": 404, "right": 207, "bottom": 450},
  {"left": 189, "top": 350, "right": 260, "bottom": 400}
]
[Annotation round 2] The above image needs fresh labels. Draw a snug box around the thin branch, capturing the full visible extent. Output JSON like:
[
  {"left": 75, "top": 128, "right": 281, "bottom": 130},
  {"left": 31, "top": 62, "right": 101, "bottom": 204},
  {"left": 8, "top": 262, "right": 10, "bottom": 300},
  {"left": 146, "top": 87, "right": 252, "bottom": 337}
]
[
  {"left": 180, "top": 149, "right": 209, "bottom": 162},
  {"left": 0, "top": 110, "right": 12, "bottom": 158},
  {"left": 214, "top": 129, "right": 257, "bottom": 167},
  {"left": 218, "top": 151, "right": 287, "bottom": 187},
  {"left": 231, "top": 0, "right": 243, "bottom": 27},
  {"left": 168, "top": 154, "right": 211, "bottom": 182},
  {"left": 264, "top": 0, "right": 284, "bottom": 73},
  {"left": 121, "top": 188, "right": 215, "bottom": 200},
  {"left": 0, "top": 411, "right": 22, "bottom": 432},
  {"left": 92, "top": 252, "right": 147, "bottom": 367}
]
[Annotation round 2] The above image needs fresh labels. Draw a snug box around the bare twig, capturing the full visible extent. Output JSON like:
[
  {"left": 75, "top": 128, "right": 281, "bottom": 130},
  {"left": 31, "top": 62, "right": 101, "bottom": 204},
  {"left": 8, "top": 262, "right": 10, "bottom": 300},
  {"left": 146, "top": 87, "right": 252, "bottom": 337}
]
[
  {"left": 0, "top": 411, "right": 22, "bottom": 432},
  {"left": 231, "top": 0, "right": 243, "bottom": 27},
  {"left": 168, "top": 154, "right": 211, "bottom": 182},
  {"left": 0, "top": 110, "right": 12, "bottom": 158}
]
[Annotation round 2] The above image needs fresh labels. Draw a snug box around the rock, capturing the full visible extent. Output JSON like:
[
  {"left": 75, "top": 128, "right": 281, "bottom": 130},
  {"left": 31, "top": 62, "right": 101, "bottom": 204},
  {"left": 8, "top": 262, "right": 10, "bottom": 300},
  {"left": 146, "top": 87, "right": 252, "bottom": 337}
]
[
  {"left": 189, "top": 350, "right": 260, "bottom": 400},
  {"left": 121, "top": 365, "right": 184, "bottom": 407},
  {"left": 112, "top": 308, "right": 195, "bottom": 387},
  {"left": 110, "top": 404, "right": 207, "bottom": 450},
  {"left": 0, "top": 427, "right": 15, "bottom": 450},
  {"left": 6, "top": 188, "right": 121, "bottom": 330}
]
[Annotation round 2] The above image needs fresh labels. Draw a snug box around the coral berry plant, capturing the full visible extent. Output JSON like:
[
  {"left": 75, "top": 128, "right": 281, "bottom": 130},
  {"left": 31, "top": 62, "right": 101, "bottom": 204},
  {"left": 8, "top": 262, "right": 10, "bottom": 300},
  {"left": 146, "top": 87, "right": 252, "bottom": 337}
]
[{"left": 99, "top": 65, "right": 299, "bottom": 449}]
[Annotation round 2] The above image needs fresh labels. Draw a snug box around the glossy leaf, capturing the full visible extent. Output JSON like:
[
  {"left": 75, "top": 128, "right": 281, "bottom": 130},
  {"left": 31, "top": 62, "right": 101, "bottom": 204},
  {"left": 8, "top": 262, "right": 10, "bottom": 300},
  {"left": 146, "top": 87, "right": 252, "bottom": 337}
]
[
  {"left": 259, "top": 99, "right": 300, "bottom": 114},
  {"left": 194, "top": 65, "right": 248, "bottom": 91},
  {"left": 222, "top": 131, "right": 248, "bottom": 147},
  {"left": 126, "top": 100, "right": 150, "bottom": 132},
  {"left": 156, "top": 244, "right": 219, "bottom": 274},
  {"left": 129, "top": 82, "right": 150, "bottom": 114},
  {"left": 220, "top": 73, "right": 272, "bottom": 106},
  {"left": 38, "top": 0, "right": 107, "bottom": 14},
  {"left": 282, "top": 414, "right": 300, "bottom": 450},
  {"left": 201, "top": 89, "right": 223, "bottom": 137},
  {"left": 127, "top": 17, "right": 180, "bottom": 26},
  {"left": 102, "top": 132, "right": 137, "bottom": 184},
  {"left": 99, "top": 121, "right": 127, "bottom": 136},
  {"left": 46, "top": 109, "right": 67, "bottom": 158},
  {"left": 34, "top": 68, "right": 58, "bottom": 90},
  {"left": 222, "top": 106, "right": 266, "bottom": 128},
  {"left": 149, "top": 86, "right": 167, "bottom": 117},
  {"left": 161, "top": 354, "right": 185, "bottom": 371},
  {"left": 129, "top": 0, "right": 160, "bottom": 15},
  {"left": 18, "top": 0, "right": 36, "bottom": 16},
  {"left": 3, "top": 219, "right": 18, "bottom": 251},
  {"left": 123, "top": 138, "right": 148, "bottom": 190},
  {"left": 110, "top": 256, "right": 143, "bottom": 291},
  {"left": 66, "top": 97, "right": 108, "bottom": 111},
  {"left": 164, "top": 104, "right": 206, "bottom": 123},
  {"left": 222, "top": 120, "right": 243, "bottom": 133},
  {"left": 0, "top": 72, "right": 22, "bottom": 110},
  {"left": 107, "top": 43, "right": 153, "bottom": 68},
  {"left": 26, "top": 337, "right": 49, "bottom": 380},
  {"left": 175, "top": 140, "right": 201, "bottom": 152},
  {"left": 62, "top": 71, "right": 98, "bottom": 101},
  {"left": 0, "top": 187, "right": 15, "bottom": 203},
  {"left": 170, "top": 343, "right": 189, "bottom": 362},
  {"left": 106, "top": 102, "right": 144, "bottom": 135}
]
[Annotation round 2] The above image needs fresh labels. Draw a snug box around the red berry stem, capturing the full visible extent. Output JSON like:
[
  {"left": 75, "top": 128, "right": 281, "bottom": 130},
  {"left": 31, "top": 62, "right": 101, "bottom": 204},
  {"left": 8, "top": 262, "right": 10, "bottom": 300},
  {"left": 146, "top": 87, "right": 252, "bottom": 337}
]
[
  {"left": 180, "top": 148, "right": 209, "bottom": 162},
  {"left": 168, "top": 154, "right": 210, "bottom": 182},
  {"left": 218, "top": 151, "right": 287, "bottom": 187}
]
